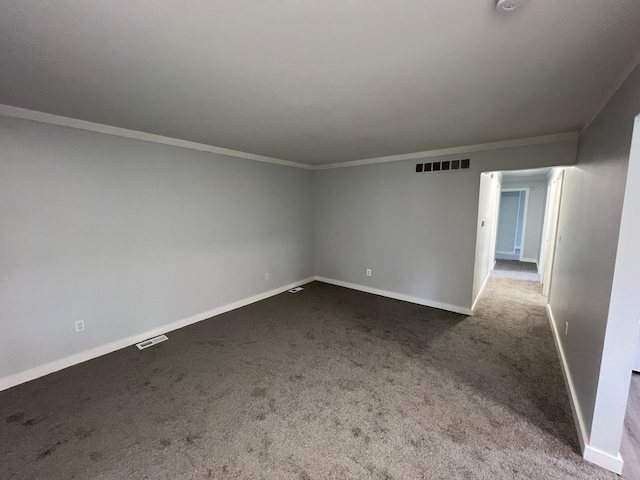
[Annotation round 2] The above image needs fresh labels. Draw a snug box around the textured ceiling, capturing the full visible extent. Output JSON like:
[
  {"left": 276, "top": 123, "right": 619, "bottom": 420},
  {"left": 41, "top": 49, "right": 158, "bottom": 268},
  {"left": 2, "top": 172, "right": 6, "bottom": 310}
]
[{"left": 1, "top": 1, "right": 640, "bottom": 165}]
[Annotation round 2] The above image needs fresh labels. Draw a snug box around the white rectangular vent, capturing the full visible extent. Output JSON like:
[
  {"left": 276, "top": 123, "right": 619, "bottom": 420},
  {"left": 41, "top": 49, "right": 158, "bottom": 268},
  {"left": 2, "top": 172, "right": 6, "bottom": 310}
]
[
  {"left": 136, "top": 334, "right": 168, "bottom": 350},
  {"left": 289, "top": 287, "right": 304, "bottom": 293}
]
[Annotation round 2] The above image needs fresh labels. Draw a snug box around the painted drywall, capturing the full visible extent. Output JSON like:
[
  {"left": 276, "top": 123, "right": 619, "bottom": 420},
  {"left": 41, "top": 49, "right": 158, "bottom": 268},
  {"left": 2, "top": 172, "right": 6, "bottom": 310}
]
[
  {"left": 0, "top": 116, "right": 315, "bottom": 380},
  {"left": 496, "top": 191, "right": 521, "bottom": 254},
  {"left": 502, "top": 178, "right": 548, "bottom": 263},
  {"left": 548, "top": 63, "right": 640, "bottom": 467},
  {"left": 589, "top": 113, "right": 640, "bottom": 462},
  {"left": 472, "top": 172, "right": 502, "bottom": 308},
  {"left": 314, "top": 139, "right": 577, "bottom": 312}
]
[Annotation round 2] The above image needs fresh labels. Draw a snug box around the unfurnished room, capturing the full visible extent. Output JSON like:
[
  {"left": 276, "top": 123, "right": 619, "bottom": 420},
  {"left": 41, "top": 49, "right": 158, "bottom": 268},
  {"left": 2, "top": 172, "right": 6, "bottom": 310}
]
[{"left": 2, "top": 1, "right": 640, "bottom": 479}]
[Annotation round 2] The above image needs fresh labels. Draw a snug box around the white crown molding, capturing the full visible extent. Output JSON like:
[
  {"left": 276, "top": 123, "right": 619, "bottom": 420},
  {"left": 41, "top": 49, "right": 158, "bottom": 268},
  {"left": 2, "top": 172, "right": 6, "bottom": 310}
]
[
  {"left": 0, "top": 104, "right": 313, "bottom": 170},
  {"left": 314, "top": 132, "right": 580, "bottom": 170},
  {"left": 1, "top": 104, "right": 579, "bottom": 171},
  {"left": 580, "top": 46, "right": 640, "bottom": 136}
]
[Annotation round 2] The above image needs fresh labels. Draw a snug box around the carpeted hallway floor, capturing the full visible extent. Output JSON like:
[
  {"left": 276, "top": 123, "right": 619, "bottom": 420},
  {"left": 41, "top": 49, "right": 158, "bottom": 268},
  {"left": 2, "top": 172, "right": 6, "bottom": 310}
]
[
  {"left": 0, "top": 275, "right": 618, "bottom": 479},
  {"left": 492, "top": 260, "right": 541, "bottom": 282}
]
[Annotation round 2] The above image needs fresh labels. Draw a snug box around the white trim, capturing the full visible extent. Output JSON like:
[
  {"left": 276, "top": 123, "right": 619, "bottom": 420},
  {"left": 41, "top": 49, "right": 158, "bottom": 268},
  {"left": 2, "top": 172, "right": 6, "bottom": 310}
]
[
  {"left": 519, "top": 190, "right": 530, "bottom": 261},
  {"left": 583, "top": 446, "right": 623, "bottom": 475},
  {"left": 0, "top": 104, "right": 580, "bottom": 171},
  {"left": 545, "top": 304, "right": 624, "bottom": 474},
  {"left": 580, "top": 46, "right": 640, "bottom": 136},
  {"left": 546, "top": 304, "right": 589, "bottom": 453},
  {"left": 541, "top": 169, "right": 565, "bottom": 296},
  {"left": 314, "top": 132, "right": 579, "bottom": 170},
  {"left": 315, "top": 276, "right": 473, "bottom": 316},
  {"left": 0, "top": 277, "right": 315, "bottom": 392},
  {"left": 539, "top": 177, "right": 553, "bottom": 282},
  {"left": 520, "top": 257, "right": 538, "bottom": 264},
  {"left": 0, "top": 104, "right": 313, "bottom": 170},
  {"left": 495, "top": 250, "right": 517, "bottom": 255},
  {"left": 471, "top": 272, "right": 491, "bottom": 312}
]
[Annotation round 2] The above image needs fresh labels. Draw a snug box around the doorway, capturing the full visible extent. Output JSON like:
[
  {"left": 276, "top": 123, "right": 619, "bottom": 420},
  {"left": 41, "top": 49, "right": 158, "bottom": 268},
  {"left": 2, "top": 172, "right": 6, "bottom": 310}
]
[
  {"left": 495, "top": 189, "right": 528, "bottom": 261},
  {"left": 472, "top": 168, "right": 552, "bottom": 308}
]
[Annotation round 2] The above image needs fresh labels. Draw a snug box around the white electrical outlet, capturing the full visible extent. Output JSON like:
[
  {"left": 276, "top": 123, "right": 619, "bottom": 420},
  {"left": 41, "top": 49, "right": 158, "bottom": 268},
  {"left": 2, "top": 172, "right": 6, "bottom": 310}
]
[
  {"left": 565, "top": 322, "right": 569, "bottom": 336},
  {"left": 366, "top": 269, "right": 372, "bottom": 277},
  {"left": 75, "top": 320, "right": 85, "bottom": 332},
  {"left": 265, "top": 273, "right": 270, "bottom": 280}
]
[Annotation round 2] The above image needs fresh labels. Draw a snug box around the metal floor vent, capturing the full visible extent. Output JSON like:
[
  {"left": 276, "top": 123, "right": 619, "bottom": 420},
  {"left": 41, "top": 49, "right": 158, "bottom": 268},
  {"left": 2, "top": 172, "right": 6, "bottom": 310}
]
[
  {"left": 289, "top": 287, "right": 304, "bottom": 293},
  {"left": 136, "top": 334, "right": 168, "bottom": 350}
]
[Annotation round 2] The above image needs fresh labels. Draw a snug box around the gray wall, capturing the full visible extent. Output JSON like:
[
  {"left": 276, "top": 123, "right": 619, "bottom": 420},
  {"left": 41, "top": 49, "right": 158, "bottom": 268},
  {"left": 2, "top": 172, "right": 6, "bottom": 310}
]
[
  {"left": 0, "top": 117, "right": 315, "bottom": 379},
  {"left": 548, "top": 63, "right": 640, "bottom": 458},
  {"left": 315, "top": 140, "right": 577, "bottom": 311},
  {"left": 502, "top": 177, "right": 548, "bottom": 262}
]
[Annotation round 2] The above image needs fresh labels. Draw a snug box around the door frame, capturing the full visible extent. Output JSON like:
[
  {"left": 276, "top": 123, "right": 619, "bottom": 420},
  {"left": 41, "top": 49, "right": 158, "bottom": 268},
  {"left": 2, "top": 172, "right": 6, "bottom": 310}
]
[{"left": 541, "top": 169, "right": 565, "bottom": 296}]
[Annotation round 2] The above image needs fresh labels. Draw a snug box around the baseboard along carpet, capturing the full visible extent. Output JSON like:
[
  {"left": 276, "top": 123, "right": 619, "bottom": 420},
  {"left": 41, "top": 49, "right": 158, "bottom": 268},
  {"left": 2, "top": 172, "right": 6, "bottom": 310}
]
[{"left": 0, "top": 277, "right": 617, "bottom": 479}]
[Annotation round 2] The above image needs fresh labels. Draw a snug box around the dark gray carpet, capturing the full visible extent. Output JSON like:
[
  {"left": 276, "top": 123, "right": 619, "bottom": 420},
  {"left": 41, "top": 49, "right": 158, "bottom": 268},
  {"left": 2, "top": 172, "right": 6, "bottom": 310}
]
[
  {"left": 494, "top": 260, "right": 538, "bottom": 273},
  {"left": 1, "top": 279, "right": 616, "bottom": 479},
  {"left": 493, "top": 260, "right": 541, "bottom": 282}
]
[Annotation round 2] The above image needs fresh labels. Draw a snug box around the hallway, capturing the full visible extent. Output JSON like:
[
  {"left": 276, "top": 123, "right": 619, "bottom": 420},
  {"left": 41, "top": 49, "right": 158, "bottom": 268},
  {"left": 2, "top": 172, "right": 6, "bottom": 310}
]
[{"left": 489, "top": 260, "right": 640, "bottom": 478}]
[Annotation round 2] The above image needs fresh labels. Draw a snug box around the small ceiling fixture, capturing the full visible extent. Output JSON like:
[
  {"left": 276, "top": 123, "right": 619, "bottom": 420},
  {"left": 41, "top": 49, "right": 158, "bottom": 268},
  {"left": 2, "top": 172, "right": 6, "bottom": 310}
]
[{"left": 496, "top": 0, "right": 528, "bottom": 12}]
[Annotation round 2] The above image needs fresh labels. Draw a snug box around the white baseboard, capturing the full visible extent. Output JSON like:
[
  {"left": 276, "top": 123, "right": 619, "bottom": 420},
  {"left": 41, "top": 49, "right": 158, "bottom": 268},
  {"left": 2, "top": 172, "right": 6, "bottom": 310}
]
[
  {"left": 471, "top": 272, "right": 491, "bottom": 312},
  {"left": 546, "top": 304, "right": 588, "bottom": 452},
  {"left": 583, "top": 445, "right": 623, "bottom": 474},
  {"left": 520, "top": 257, "right": 538, "bottom": 264},
  {"left": 546, "top": 304, "right": 624, "bottom": 474},
  {"left": 0, "top": 277, "right": 315, "bottom": 392},
  {"left": 315, "top": 276, "right": 473, "bottom": 316}
]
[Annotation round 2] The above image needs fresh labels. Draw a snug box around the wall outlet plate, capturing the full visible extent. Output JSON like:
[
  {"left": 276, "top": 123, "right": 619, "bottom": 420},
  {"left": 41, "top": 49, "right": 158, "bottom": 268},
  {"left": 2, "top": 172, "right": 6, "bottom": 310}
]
[{"left": 75, "top": 320, "right": 85, "bottom": 332}]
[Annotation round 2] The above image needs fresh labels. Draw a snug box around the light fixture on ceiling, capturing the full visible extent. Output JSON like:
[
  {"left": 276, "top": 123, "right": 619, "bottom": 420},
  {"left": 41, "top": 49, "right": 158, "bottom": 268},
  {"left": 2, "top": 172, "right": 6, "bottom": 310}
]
[{"left": 496, "top": 0, "right": 528, "bottom": 12}]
